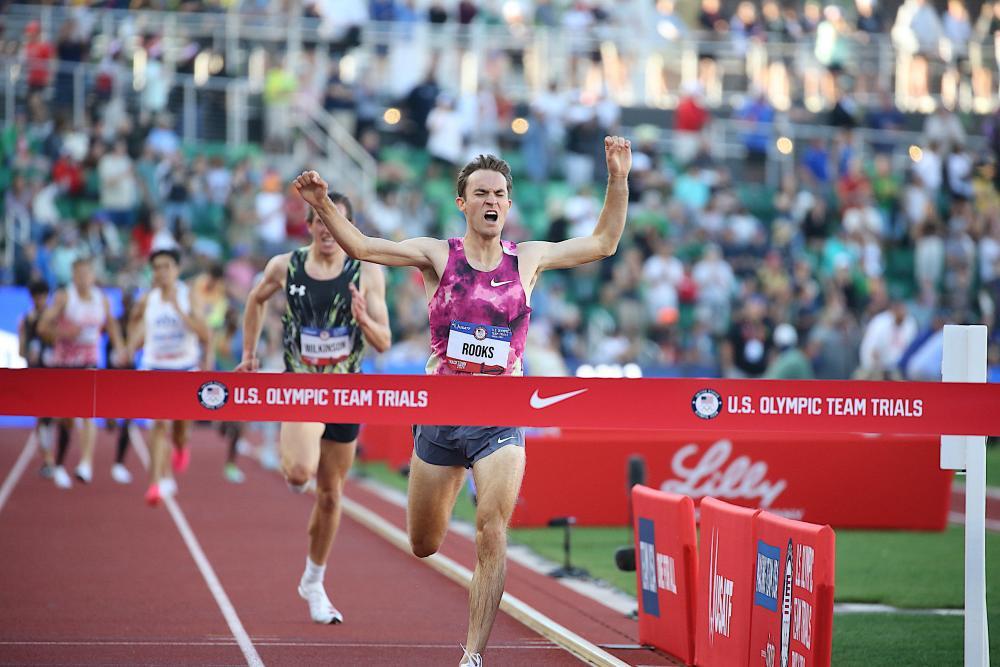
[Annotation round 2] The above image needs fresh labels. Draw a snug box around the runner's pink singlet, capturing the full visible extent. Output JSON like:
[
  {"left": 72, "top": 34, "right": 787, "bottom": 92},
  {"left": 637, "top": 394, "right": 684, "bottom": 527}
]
[{"left": 426, "top": 238, "right": 531, "bottom": 375}]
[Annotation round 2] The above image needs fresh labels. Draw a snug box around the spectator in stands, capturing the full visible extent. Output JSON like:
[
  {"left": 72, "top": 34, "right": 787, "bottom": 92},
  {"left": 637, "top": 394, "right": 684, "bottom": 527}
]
[
  {"left": 642, "top": 238, "right": 684, "bottom": 320},
  {"left": 924, "top": 106, "right": 966, "bottom": 154},
  {"left": 140, "top": 42, "right": 170, "bottom": 117},
  {"left": 22, "top": 20, "right": 53, "bottom": 98},
  {"left": 402, "top": 66, "right": 441, "bottom": 148},
  {"left": 323, "top": 58, "right": 357, "bottom": 135},
  {"left": 673, "top": 82, "right": 709, "bottom": 166},
  {"left": 263, "top": 55, "right": 297, "bottom": 150},
  {"left": 855, "top": 0, "right": 885, "bottom": 36},
  {"left": 866, "top": 89, "right": 907, "bottom": 154},
  {"left": 729, "top": 2, "right": 763, "bottom": 57},
  {"left": 692, "top": 243, "right": 735, "bottom": 335},
  {"left": 721, "top": 295, "right": 772, "bottom": 378},
  {"left": 914, "top": 140, "right": 944, "bottom": 193},
  {"left": 941, "top": 0, "right": 972, "bottom": 109},
  {"left": 765, "top": 323, "right": 813, "bottom": 379},
  {"left": 428, "top": 0, "right": 448, "bottom": 23},
  {"left": 892, "top": 0, "right": 943, "bottom": 106},
  {"left": 808, "top": 298, "right": 861, "bottom": 379},
  {"left": 901, "top": 308, "right": 952, "bottom": 380},
  {"left": 146, "top": 114, "right": 180, "bottom": 158},
  {"left": 425, "top": 93, "right": 464, "bottom": 168},
  {"left": 255, "top": 171, "right": 287, "bottom": 256},
  {"left": 735, "top": 88, "right": 773, "bottom": 182},
  {"left": 945, "top": 142, "right": 975, "bottom": 199},
  {"left": 98, "top": 138, "right": 139, "bottom": 228},
  {"left": 54, "top": 19, "right": 88, "bottom": 105},
  {"left": 857, "top": 295, "right": 918, "bottom": 379},
  {"left": 814, "top": 5, "right": 851, "bottom": 102}
]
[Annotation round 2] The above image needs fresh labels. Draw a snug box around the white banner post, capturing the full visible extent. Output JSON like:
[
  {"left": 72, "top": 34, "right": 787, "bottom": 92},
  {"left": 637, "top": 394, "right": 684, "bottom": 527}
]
[{"left": 941, "top": 324, "right": 989, "bottom": 667}]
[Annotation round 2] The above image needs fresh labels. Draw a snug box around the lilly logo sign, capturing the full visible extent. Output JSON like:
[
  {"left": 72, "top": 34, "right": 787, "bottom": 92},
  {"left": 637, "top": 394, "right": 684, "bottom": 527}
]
[{"left": 661, "top": 440, "right": 787, "bottom": 508}]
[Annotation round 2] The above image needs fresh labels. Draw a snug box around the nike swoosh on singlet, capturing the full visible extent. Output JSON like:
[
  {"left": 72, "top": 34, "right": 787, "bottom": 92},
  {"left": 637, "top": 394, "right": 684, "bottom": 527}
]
[
  {"left": 529, "top": 389, "right": 588, "bottom": 409},
  {"left": 490, "top": 279, "right": 514, "bottom": 287}
]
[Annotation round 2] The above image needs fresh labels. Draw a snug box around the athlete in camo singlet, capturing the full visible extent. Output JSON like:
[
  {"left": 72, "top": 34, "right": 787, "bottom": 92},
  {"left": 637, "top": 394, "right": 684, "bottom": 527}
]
[
  {"left": 238, "top": 192, "right": 391, "bottom": 626},
  {"left": 282, "top": 246, "right": 365, "bottom": 375}
]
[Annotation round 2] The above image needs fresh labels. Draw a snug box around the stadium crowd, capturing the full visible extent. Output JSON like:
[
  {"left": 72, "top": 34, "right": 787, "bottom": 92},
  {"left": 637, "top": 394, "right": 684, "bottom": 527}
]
[{"left": 2, "top": 0, "right": 1000, "bottom": 383}]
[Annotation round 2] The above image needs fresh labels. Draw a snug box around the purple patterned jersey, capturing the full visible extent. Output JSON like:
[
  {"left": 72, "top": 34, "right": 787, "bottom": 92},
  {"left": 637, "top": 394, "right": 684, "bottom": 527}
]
[{"left": 426, "top": 238, "right": 531, "bottom": 375}]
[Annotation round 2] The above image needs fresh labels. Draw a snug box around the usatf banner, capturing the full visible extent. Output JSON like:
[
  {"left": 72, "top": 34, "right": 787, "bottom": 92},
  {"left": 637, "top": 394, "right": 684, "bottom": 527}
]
[
  {"left": 696, "top": 498, "right": 759, "bottom": 667},
  {"left": 748, "top": 513, "right": 835, "bottom": 667},
  {"left": 632, "top": 486, "right": 698, "bottom": 665},
  {"left": 2, "top": 369, "right": 1000, "bottom": 435}
]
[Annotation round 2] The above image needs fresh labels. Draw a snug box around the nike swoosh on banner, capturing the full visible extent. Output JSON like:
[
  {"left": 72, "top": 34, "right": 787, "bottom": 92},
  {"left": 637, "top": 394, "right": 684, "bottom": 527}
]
[
  {"left": 491, "top": 279, "right": 514, "bottom": 287},
  {"left": 529, "top": 389, "right": 589, "bottom": 409}
]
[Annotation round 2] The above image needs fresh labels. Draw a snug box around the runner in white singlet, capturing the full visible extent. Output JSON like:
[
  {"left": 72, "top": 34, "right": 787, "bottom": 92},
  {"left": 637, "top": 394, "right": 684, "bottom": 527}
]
[
  {"left": 127, "top": 248, "right": 211, "bottom": 506},
  {"left": 39, "top": 256, "right": 127, "bottom": 490}
]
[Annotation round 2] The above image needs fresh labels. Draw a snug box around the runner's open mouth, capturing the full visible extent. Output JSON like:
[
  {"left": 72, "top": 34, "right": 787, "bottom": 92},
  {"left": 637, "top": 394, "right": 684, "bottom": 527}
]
[{"left": 484, "top": 211, "right": 499, "bottom": 222}]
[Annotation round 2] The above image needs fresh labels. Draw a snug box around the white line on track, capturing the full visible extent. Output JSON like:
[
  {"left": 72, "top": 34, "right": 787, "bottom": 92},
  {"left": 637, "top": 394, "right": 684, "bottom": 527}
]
[
  {"left": 948, "top": 511, "right": 1000, "bottom": 532},
  {"left": 0, "top": 432, "right": 37, "bottom": 515},
  {"left": 356, "top": 477, "right": 639, "bottom": 616},
  {"left": 0, "top": 640, "right": 563, "bottom": 649},
  {"left": 132, "top": 432, "right": 264, "bottom": 667},
  {"left": 340, "top": 495, "right": 629, "bottom": 667}
]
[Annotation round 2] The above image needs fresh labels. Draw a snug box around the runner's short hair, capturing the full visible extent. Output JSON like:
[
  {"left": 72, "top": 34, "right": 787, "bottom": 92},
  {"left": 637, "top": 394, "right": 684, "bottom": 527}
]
[
  {"left": 149, "top": 248, "right": 181, "bottom": 266},
  {"left": 455, "top": 155, "right": 512, "bottom": 199},
  {"left": 307, "top": 191, "right": 353, "bottom": 223}
]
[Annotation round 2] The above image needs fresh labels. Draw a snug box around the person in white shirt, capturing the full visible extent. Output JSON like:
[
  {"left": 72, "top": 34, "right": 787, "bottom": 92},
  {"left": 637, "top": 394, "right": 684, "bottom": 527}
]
[
  {"left": 858, "top": 298, "right": 918, "bottom": 379},
  {"left": 127, "top": 248, "right": 211, "bottom": 507},
  {"left": 913, "top": 140, "right": 944, "bottom": 193},
  {"left": 426, "top": 93, "right": 464, "bottom": 167},
  {"left": 98, "top": 139, "right": 138, "bottom": 227}
]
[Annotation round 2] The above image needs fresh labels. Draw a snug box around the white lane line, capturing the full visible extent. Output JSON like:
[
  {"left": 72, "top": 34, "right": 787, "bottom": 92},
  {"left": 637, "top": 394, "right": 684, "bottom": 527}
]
[
  {"left": 355, "top": 477, "right": 639, "bottom": 616},
  {"left": 0, "top": 432, "right": 38, "bottom": 515},
  {"left": 341, "top": 495, "right": 629, "bottom": 667},
  {"left": 834, "top": 603, "right": 964, "bottom": 616},
  {"left": 133, "top": 433, "right": 264, "bottom": 667},
  {"left": 0, "top": 640, "right": 562, "bottom": 649},
  {"left": 948, "top": 511, "right": 1000, "bottom": 532}
]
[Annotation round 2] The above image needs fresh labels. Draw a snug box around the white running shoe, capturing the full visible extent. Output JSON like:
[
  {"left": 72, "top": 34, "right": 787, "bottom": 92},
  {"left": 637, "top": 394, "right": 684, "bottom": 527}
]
[
  {"left": 159, "top": 477, "right": 178, "bottom": 498},
  {"left": 53, "top": 466, "right": 73, "bottom": 489},
  {"left": 297, "top": 581, "right": 343, "bottom": 624},
  {"left": 259, "top": 445, "right": 281, "bottom": 471},
  {"left": 224, "top": 463, "right": 246, "bottom": 484},
  {"left": 288, "top": 478, "right": 316, "bottom": 494},
  {"left": 110, "top": 464, "right": 132, "bottom": 484},
  {"left": 460, "top": 645, "right": 483, "bottom": 667},
  {"left": 74, "top": 462, "right": 92, "bottom": 484}
]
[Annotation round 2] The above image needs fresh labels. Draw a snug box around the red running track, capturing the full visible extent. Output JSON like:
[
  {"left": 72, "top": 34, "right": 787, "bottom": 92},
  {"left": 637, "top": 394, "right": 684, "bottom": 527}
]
[{"left": 0, "top": 427, "right": 676, "bottom": 666}]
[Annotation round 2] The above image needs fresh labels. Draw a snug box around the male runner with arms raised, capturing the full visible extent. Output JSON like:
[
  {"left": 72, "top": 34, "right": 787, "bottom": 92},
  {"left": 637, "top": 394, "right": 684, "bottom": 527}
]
[
  {"left": 237, "top": 192, "right": 391, "bottom": 624},
  {"left": 294, "top": 136, "right": 631, "bottom": 665}
]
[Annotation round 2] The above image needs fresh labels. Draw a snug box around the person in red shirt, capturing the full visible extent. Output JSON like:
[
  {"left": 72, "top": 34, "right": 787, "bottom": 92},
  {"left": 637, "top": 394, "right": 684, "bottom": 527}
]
[
  {"left": 52, "top": 150, "right": 84, "bottom": 197},
  {"left": 674, "top": 82, "right": 710, "bottom": 165},
  {"left": 23, "top": 21, "right": 54, "bottom": 93}
]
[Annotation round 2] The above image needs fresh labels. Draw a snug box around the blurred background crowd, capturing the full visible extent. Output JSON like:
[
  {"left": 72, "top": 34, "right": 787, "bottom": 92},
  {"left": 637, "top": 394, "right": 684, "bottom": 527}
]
[{"left": 2, "top": 0, "right": 1000, "bottom": 382}]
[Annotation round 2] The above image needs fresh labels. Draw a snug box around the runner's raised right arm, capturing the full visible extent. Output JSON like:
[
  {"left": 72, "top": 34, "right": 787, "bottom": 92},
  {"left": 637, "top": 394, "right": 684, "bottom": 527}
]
[{"left": 293, "top": 171, "right": 445, "bottom": 270}]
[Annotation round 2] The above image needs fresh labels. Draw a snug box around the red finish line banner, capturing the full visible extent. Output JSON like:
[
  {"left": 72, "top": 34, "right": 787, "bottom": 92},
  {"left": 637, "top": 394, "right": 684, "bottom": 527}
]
[{"left": 2, "top": 368, "right": 1000, "bottom": 435}]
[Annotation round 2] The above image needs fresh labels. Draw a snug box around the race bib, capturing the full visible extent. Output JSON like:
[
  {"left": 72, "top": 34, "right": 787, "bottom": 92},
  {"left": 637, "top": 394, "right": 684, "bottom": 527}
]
[
  {"left": 446, "top": 321, "right": 511, "bottom": 375},
  {"left": 301, "top": 326, "right": 352, "bottom": 366}
]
